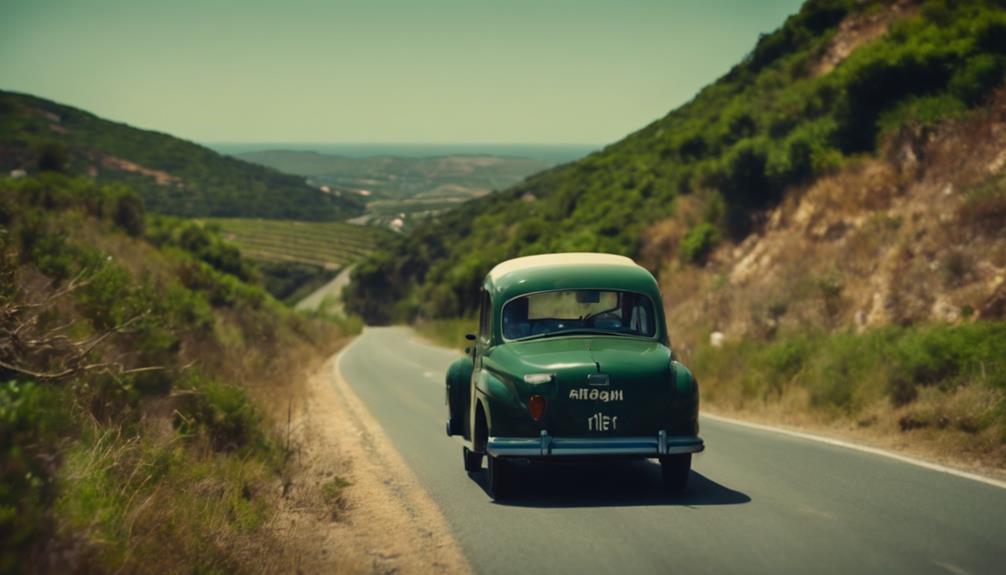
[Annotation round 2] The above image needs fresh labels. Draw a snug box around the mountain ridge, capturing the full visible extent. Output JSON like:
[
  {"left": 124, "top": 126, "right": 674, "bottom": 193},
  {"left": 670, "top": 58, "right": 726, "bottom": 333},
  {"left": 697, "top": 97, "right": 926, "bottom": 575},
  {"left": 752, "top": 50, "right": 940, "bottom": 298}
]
[{"left": 0, "top": 90, "right": 364, "bottom": 221}]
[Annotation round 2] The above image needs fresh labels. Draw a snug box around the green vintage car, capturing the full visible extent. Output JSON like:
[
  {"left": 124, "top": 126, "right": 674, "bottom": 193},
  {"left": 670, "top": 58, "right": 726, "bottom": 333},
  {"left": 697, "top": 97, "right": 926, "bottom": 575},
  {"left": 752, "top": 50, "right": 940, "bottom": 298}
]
[{"left": 445, "top": 253, "right": 703, "bottom": 499}]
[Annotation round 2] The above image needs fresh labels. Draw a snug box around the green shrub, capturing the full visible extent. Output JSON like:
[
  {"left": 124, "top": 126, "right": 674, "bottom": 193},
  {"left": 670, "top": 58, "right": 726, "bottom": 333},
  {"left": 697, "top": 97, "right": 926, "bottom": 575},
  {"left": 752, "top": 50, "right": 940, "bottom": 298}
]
[
  {"left": 694, "top": 322, "right": 1006, "bottom": 415},
  {"left": 77, "top": 262, "right": 135, "bottom": 330},
  {"left": 0, "top": 381, "right": 72, "bottom": 571},
  {"left": 34, "top": 142, "right": 68, "bottom": 173},
  {"left": 113, "top": 192, "right": 146, "bottom": 237},
  {"left": 679, "top": 222, "right": 720, "bottom": 264},
  {"left": 174, "top": 377, "right": 269, "bottom": 454}
]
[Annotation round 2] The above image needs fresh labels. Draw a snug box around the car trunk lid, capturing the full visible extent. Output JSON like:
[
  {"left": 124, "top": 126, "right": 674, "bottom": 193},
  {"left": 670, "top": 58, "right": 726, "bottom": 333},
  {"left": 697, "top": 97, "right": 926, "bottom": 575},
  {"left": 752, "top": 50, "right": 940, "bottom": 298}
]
[{"left": 506, "top": 336, "right": 672, "bottom": 437}]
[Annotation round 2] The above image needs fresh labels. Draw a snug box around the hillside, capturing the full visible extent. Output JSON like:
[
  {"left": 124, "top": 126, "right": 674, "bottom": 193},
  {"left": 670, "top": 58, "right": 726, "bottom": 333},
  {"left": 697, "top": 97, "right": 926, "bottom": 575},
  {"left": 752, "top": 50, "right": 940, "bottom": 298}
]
[
  {"left": 203, "top": 218, "right": 396, "bottom": 270},
  {"left": 236, "top": 149, "right": 553, "bottom": 229},
  {"left": 346, "top": 0, "right": 1006, "bottom": 322},
  {"left": 0, "top": 173, "right": 357, "bottom": 572},
  {"left": 0, "top": 91, "right": 364, "bottom": 220},
  {"left": 348, "top": 0, "right": 1006, "bottom": 470},
  {"left": 199, "top": 217, "right": 397, "bottom": 303}
]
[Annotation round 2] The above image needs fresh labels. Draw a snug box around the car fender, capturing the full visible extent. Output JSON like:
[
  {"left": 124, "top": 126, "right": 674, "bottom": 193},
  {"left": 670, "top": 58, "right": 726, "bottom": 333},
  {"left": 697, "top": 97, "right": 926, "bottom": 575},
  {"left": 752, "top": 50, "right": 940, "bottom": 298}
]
[
  {"left": 670, "top": 360, "right": 698, "bottom": 396},
  {"left": 670, "top": 360, "right": 700, "bottom": 434},
  {"left": 445, "top": 356, "right": 473, "bottom": 437},
  {"left": 472, "top": 369, "right": 520, "bottom": 440}
]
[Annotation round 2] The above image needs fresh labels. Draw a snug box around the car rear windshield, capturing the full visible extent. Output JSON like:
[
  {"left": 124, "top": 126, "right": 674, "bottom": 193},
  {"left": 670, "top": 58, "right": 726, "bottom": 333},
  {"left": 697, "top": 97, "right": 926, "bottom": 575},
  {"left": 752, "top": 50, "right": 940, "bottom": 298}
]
[{"left": 501, "top": 290, "right": 657, "bottom": 341}]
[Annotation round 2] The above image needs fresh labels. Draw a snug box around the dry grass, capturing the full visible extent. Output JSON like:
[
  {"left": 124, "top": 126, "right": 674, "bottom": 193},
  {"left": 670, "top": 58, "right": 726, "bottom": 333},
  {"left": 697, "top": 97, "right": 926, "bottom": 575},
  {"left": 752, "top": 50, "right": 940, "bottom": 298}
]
[{"left": 704, "top": 382, "right": 1006, "bottom": 480}]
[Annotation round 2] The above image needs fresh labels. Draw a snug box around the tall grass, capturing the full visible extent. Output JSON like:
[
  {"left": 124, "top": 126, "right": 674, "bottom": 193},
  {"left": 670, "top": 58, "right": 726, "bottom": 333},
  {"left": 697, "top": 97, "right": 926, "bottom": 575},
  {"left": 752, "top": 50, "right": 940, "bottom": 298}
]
[{"left": 693, "top": 322, "right": 1006, "bottom": 443}]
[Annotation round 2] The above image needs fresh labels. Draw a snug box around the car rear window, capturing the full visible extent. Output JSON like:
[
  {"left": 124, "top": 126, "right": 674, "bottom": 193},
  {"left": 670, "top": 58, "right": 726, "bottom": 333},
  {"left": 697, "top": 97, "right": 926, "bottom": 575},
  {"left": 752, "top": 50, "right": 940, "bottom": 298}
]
[{"left": 502, "top": 290, "right": 656, "bottom": 341}]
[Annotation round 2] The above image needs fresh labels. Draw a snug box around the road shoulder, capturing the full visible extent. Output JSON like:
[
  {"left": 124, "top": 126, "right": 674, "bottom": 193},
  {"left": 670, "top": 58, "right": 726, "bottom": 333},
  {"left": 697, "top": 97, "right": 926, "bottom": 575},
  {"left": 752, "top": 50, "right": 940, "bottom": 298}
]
[{"left": 273, "top": 343, "right": 469, "bottom": 574}]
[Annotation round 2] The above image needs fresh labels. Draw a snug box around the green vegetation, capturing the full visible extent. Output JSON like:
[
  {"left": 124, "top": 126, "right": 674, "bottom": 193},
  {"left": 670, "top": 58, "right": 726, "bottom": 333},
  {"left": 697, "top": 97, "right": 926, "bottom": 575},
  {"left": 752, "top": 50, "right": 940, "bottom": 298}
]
[
  {"left": 202, "top": 218, "right": 395, "bottom": 269},
  {"left": 346, "top": 0, "right": 1006, "bottom": 323},
  {"left": 413, "top": 317, "right": 477, "bottom": 351},
  {"left": 0, "top": 91, "right": 364, "bottom": 220},
  {"left": 194, "top": 218, "right": 396, "bottom": 304},
  {"left": 679, "top": 222, "right": 720, "bottom": 264},
  {"left": 258, "top": 261, "right": 339, "bottom": 304},
  {"left": 693, "top": 323, "right": 1006, "bottom": 463},
  {"left": 0, "top": 174, "right": 353, "bottom": 572}
]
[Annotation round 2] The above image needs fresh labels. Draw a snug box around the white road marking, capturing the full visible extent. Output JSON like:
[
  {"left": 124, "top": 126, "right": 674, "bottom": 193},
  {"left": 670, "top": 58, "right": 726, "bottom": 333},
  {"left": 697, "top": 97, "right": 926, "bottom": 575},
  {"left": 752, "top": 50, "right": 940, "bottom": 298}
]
[
  {"left": 933, "top": 560, "right": 971, "bottom": 575},
  {"left": 702, "top": 412, "right": 1006, "bottom": 491}
]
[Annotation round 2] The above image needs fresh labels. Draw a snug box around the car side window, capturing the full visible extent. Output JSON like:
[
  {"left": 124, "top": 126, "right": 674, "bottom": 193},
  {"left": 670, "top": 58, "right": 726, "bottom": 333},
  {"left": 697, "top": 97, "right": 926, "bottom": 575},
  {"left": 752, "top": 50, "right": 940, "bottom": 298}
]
[{"left": 478, "top": 291, "right": 491, "bottom": 343}]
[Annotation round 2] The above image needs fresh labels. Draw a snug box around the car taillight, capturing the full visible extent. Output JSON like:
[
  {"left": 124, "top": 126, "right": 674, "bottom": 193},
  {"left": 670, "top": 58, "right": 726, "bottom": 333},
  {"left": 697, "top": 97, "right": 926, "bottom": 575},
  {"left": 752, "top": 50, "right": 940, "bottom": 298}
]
[{"left": 528, "top": 394, "right": 547, "bottom": 421}]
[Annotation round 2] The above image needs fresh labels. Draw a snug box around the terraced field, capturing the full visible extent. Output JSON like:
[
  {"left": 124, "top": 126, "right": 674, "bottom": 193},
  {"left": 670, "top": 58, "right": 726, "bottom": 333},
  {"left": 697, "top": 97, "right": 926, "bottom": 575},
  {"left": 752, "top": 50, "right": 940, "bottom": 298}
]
[{"left": 203, "top": 218, "right": 395, "bottom": 269}]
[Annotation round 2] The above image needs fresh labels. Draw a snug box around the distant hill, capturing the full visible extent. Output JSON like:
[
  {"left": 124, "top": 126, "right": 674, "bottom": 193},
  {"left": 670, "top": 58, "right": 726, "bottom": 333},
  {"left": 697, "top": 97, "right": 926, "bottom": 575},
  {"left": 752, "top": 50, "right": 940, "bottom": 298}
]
[
  {"left": 235, "top": 149, "right": 553, "bottom": 228},
  {"left": 214, "top": 142, "right": 596, "bottom": 163},
  {"left": 0, "top": 91, "right": 364, "bottom": 220},
  {"left": 235, "top": 149, "right": 551, "bottom": 199},
  {"left": 346, "top": 0, "right": 1006, "bottom": 322}
]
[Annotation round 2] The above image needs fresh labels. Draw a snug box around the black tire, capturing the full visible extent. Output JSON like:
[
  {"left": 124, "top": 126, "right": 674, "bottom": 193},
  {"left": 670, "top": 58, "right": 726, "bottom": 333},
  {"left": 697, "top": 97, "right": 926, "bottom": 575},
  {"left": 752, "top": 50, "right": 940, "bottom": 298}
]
[
  {"left": 463, "top": 446, "right": 483, "bottom": 473},
  {"left": 660, "top": 454, "right": 691, "bottom": 491},
  {"left": 487, "top": 455, "right": 510, "bottom": 500}
]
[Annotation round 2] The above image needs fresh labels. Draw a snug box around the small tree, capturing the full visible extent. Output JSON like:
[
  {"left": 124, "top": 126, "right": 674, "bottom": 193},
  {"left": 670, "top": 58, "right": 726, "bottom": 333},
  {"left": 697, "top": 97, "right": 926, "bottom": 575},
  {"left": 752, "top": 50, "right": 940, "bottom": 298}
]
[
  {"left": 35, "top": 142, "right": 68, "bottom": 173},
  {"left": 114, "top": 193, "right": 146, "bottom": 237}
]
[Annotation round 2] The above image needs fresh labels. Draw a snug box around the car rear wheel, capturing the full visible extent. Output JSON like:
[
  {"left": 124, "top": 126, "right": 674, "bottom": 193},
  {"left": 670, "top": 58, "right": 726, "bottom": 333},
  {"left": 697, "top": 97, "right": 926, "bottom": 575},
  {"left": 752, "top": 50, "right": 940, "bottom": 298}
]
[
  {"left": 463, "top": 446, "right": 483, "bottom": 473},
  {"left": 660, "top": 454, "right": 691, "bottom": 491},
  {"left": 487, "top": 455, "right": 511, "bottom": 499}
]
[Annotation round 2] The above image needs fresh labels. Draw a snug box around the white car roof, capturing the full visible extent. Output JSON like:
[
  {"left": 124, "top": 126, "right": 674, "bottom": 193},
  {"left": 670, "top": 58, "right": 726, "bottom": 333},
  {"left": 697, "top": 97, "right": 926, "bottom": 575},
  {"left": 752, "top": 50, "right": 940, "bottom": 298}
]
[{"left": 488, "top": 252, "right": 639, "bottom": 283}]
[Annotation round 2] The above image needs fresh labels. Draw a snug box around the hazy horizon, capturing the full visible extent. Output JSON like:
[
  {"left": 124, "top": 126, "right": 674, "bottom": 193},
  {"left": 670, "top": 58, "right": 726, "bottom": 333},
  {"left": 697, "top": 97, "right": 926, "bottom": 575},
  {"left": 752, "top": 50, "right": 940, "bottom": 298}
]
[
  {"left": 208, "top": 141, "right": 599, "bottom": 163},
  {"left": 2, "top": 0, "right": 803, "bottom": 145}
]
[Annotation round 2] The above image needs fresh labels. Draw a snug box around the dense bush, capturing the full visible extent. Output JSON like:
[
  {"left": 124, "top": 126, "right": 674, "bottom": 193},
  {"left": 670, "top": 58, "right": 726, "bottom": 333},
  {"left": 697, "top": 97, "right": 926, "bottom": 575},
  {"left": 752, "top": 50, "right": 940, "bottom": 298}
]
[
  {"left": 174, "top": 376, "right": 269, "bottom": 454},
  {"left": 679, "top": 223, "right": 720, "bottom": 264},
  {"left": 0, "top": 381, "right": 72, "bottom": 572},
  {"left": 256, "top": 261, "right": 335, "bottom": 304},
  {"left": 0, "top": 174, "right": 344, "bottom": 571}
]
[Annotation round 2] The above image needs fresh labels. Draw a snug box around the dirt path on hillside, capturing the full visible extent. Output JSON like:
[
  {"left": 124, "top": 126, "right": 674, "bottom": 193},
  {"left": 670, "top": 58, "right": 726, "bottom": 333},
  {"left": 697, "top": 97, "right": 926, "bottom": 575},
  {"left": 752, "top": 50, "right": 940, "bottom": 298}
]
[{"left": 271, "top": 349, "right": 469, "bottom": 574}]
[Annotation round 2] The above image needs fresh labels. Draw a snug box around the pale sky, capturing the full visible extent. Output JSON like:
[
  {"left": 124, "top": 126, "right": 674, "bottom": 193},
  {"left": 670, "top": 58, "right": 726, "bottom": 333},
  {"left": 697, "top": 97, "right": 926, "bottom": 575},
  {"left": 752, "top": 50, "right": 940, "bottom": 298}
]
[{"left": 1, "top": 0, "right": 803, "bottom": 144}]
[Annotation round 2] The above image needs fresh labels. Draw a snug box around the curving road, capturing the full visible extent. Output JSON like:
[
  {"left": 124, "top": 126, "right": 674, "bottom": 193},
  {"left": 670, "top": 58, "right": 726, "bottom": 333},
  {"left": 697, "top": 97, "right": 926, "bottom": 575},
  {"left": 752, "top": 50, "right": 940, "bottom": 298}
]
[{"left": 336, "top": 327, "right": 1006, "bottom": 575}]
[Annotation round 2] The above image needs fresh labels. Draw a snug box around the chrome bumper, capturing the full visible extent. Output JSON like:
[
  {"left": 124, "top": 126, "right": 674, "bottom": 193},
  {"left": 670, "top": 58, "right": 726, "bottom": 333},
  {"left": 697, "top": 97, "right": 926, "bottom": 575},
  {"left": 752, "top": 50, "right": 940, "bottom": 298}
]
[{"left": 487, "top": 430, "right": 704, "bottom": 457}]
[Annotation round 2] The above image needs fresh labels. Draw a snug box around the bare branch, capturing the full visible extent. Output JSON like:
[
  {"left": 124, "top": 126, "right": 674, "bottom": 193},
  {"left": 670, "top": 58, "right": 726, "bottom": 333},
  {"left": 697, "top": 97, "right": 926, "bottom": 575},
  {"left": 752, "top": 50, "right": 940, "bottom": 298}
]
[{"left": 1, "top": 275, "right": 157, "bottom": 383}]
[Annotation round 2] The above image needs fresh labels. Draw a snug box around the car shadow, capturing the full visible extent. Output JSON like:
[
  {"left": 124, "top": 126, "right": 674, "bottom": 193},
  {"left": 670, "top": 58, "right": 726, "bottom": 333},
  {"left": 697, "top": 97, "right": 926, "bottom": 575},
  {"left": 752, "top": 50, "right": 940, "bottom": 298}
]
[{"left": 469, "top": 459, "right": 750, "bottom": 508}]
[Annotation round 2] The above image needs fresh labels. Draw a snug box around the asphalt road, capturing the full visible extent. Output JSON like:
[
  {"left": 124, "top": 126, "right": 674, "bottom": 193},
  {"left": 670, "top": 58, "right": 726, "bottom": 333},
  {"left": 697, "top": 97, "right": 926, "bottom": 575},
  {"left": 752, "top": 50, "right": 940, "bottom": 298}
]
[{"left": 336, "top": 327, "right": 1006, "bottom": 575}]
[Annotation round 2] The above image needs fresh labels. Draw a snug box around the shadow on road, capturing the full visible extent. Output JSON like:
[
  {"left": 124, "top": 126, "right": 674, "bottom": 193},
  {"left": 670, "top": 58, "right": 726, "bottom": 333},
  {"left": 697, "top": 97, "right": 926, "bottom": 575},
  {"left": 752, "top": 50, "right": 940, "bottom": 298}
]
[{"left": 470, "top": 459, "right": 750, "bottom": 508}]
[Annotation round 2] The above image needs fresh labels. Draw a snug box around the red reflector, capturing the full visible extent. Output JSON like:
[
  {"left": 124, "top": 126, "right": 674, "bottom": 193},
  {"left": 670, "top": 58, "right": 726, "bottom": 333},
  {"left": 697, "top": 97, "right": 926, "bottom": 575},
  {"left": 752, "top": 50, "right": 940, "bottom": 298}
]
[{"left": 528, "top": 395, "right": 547, "bottom": 421}]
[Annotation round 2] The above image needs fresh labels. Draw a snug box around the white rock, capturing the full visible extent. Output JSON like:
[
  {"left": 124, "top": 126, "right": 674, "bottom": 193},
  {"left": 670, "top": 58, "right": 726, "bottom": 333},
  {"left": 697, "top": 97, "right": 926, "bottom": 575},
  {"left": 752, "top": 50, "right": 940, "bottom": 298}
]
[{"left": 709, "top": 331, "right": 725, "bottom": 348}]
